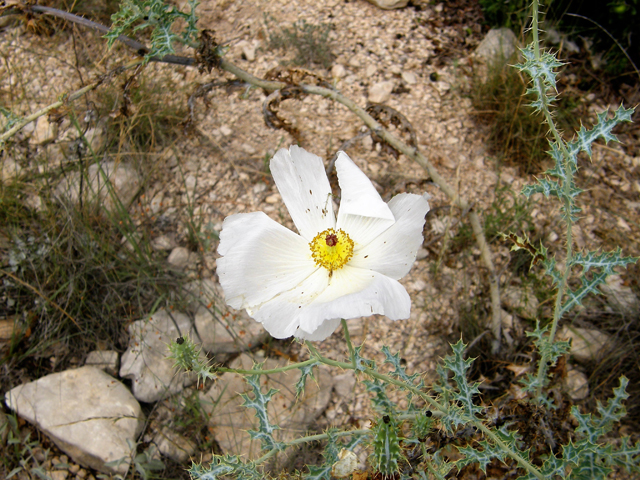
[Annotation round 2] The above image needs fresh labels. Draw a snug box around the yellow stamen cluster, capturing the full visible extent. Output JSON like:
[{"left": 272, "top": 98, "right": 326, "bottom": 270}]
[{"left": 309, "top": 228, "right": 354, "bottom": 272}]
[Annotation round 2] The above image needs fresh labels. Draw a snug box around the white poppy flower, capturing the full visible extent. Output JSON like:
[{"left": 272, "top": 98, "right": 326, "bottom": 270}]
[{"left": 217, "top": 146, "right": 430, "bottom": 341}]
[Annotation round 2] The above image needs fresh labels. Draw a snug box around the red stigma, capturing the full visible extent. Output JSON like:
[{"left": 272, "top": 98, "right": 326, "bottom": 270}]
[{"left": 325, "top": 233, "right": 338, "bottom": 247}]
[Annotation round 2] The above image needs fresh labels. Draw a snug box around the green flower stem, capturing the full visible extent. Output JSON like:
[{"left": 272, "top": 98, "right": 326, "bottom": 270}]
[
  {"left": 217, "top": 358, "right": 318, "bottom": 376},
  {"left": 530, "top": 0, "right": 575, "bottom": 399},
  {"left": 341, "top": 319, "right": 357, "bottom": 368}
]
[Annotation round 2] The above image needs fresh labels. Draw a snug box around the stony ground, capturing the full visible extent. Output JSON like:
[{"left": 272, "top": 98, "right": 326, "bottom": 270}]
[{"left": 1, "top": 0, "right": 640, "bottom": 478}]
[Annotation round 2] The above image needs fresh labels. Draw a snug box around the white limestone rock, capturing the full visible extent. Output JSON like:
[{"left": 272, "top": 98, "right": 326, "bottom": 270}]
[
  {"left": 4, "top": 366, "right": 144, "bottom": 475},
  {"left": 152, "top": 426, "right": 196, "bottom": 463},
  {"left": 475, "top": 28, "right": 518, "bottom": 65},
  {"left": 120, "top": 309, "right": 201, "bottom": 403},
  {"left": 368, "top": 81, "right": 394, "bottom": 104},
  {"left": 85, "top": 350, "right": 119, "bottom": 377},
  {"left": 564, "top": 369, "right": 589, "bottom": 401},
  {"left": 167, "top": 247, "right": 192, "bottom": 269},
  {"left": 559, "top": 325, "right": 611, "bottom": 363}
]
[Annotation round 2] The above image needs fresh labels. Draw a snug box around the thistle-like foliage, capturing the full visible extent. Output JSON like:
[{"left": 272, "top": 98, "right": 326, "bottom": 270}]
[
  {"left": 363, "top": 379, "right": 397, "bottom": 414},
  {"left": 434, "top": 340, "right": 483, "bottom": 431},
  {"left": 456, "top": 426, "right": 523, "bottom": 473},
  {"left": 371, "top": 415, "right": 402, "bottom": 476},
  {"left": 240, "top": 367, "right": 284, "bottom": 452},
  {"left": 1, "top": 106, "right": 21, "bottom": 134},
  {"left": 167, "top": 336, "right": 216, "bottom": 384},
  {"left": 304, "top": 431, "right": 367, "bottom": 480},
  {"left": 382, "top": 346, "right": 424, "bottom": 403},
  {"left": 188, "top": 455, "right": 261, "bottom": 480},
  {"left": 295, "top": 361, "right": 320, "bottom": 397},
  {"left": 106, "top": 0, "right": 200, "bottom": 59}
]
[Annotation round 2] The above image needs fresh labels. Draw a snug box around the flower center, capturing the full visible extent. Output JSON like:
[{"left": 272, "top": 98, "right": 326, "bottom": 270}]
[{"left": 309, "top": 228, "right": 354, "bottom": 272}]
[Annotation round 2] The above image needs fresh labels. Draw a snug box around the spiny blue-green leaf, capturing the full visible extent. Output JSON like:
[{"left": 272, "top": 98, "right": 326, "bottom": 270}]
[
  {"left": 150, "top": 24, "right": 178, "bottom": 57},
  {"left": 519, "top": 372, "right": 546, "bottom": 395},
  {"left": 0, "top": 107, "right": 21, "bottom": 133},
  {"left": 567, "top": 105, "right": 635, "bottom": 158},
  {"left": 456, "top": 441, "right": 503, "bottom": 473},
  {"left": 371, "top": 415, "right": 402, "bottom": 476},
  {"left": 428, "top": 451, "right": 455, "bottom": 478},
  {"left": 382, "top": 346, "right": 424, "bottom": 387},
  {"left": 305, "top": 464, "right": 333, "bottom": 480},
  {"left": 456, "top": 425, "right": 526, "bottom": 473},
  {"left": 515, "top": 45, "right": 564, "bottom": 87},
  {"left": 526, "top": 321, "right": 571, "bottom": 366},
  {"left": 363, "top": 379, "right": 396, "bottom": 413},
  {"left": 295, "top": 361, "right": 320, "bottom": 398},
  {"left": 560, "top": 270, "right": 608, "bottom": 316},
  {"left": 572, "top": 408, "right": 603, "bottom": 444},
  {"left": 181, "top": 0, "right": 200, "bottom": 44},
  {"left": 240, "top": 368, "right": 282, "bottom": 451},
  {"left": 353, "top": 345, "right": 375, "bottom": 372},
  {"left": 560, "top": 201, "right": 582, "bottom": 223},
  {"left": 106, "top": 0, "right": 200, "bottom": 61},
  {"left": 521, "top": 178, "right": 562, "bottom": 199},
  {"left": 442, "top": 340, "right": 483, "bottom": 419},
  {"left": 571, "top": 249, "right": 638, "bottom": 274},
  {"left": 562, "top": 439, "right": 598, "bottom": 467},
  {"left": 566, "top": 443, "right": 612, "bottom": 480},
  {"left": 609, "top": 437, "right": 640, "bottom": 473},
  {"left": 189, "top": 455, "right": 261, "bottom": 480},
  {"left": 516, "top": 452, "right": 566, "bottom": 480},
  {"left": 594, "top": 376, "right": 629, "bottom": 432}
]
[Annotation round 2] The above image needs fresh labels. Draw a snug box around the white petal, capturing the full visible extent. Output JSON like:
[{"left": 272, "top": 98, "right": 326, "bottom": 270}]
[
  {"left": 270, "top": 146, "right": 335, "bottom": 240},
  {"left": 335, "top": 151, "right": 395, "bottom": 245},
  {"left": 350, "top": 193, "right": 430, "bottom": 280},
  {"left": 251, "top": 266, "right": 410, "bottom": 341},
  {"left": 216, "top": 212, "right": 317, "bottom": 310},
  {"left": 295, "top": 317, "right": 341, "bottom": 341},
  {"left": 251, "top": 268, "right": 331, "bottom": 338}
]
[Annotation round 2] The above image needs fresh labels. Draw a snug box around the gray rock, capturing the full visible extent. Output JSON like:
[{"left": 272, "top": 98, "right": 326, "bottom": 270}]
[
  {"left": 365, "top": 0, "right": 408, "bottom": 9},
  {"left": 401, "top": 71, "right": 417, "bottom": 85},
  {"left": 368, "top": 81, "right": 394, "bottom": 104},
  {"left": 120, "top": 309, "right": 201, "bottom": 403},
  {"left": 475, "top": 28, "right": 518, "bottom": 65},
  {"left": 501, "top": 285, "right": 539, "bottom": 320},
  {"left": 167, "top": 247, "right": 192, "bottom": 269},
  {"left": 4, "top": 366, "right": 144, "bottom": 475},
  {"left": 331, "top": 64, "right": 347, "bottom": 78},
  {"left": 32, "top": 117, "right": 59, "bottom": 145},
  {"left": 85, "top": 350, "right": 119, "bottom": 377},
  {"left": 185, "top": 279, "right": 268, "bottom": 354},
  {"left": 564, "top": 369, "right": 589, "bottom": 401},
  {"left": 333, "top": 371, "right": 356, "bottom": 399},
  {"left": 55, "top": 160, "right": 141, "bottom": 213},
  {"left": 199, "top": 353, "right": 334, "bottom": 460},
  {"left": 1, "top": 156, "right": 23, "bottom": 181},
  {"left": 151, "top": 235, "right": 177, "bottom": 251},
  {"left": 600, "top": 274, "right": 639, "bottom": 315},
  {"left": 152, "top": 426, "right": 196, "bottom": 463},
  {"left": 559, "top": 326, "right": 611, "bottom": 363}
]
